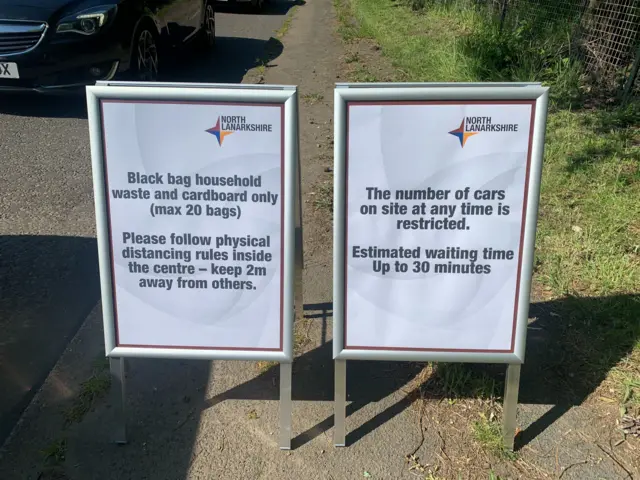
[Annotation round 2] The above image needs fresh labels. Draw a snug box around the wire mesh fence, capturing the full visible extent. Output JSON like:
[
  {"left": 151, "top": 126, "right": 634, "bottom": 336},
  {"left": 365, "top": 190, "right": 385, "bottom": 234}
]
[{"left": 475, "top": 0, "right": 640, "bottom": 97}]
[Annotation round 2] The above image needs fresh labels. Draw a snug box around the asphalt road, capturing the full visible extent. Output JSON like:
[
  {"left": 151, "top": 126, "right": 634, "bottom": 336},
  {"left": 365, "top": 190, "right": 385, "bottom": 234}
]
[{"left": 0, "top": 1, "right": 293, "bottom": 444}]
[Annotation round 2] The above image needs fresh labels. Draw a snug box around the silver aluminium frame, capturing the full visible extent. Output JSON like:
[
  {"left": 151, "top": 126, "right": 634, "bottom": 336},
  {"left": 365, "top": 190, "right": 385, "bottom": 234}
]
[
  {"left": 332, "top": 82, "right": 549, "bottom": 450},
  {"left": 86, "top": 82, "right": 301, "bottom": 449}
]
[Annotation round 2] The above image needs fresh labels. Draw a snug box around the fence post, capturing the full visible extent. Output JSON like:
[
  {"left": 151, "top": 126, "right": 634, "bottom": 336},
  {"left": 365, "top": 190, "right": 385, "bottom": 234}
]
[{"left": 622, "top": 42, "right": 640, "bottom": 103}]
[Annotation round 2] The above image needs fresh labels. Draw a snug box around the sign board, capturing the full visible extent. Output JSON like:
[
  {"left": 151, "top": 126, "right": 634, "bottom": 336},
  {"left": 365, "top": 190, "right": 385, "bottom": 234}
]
[
  {"left": 87, "top": 83, "right": 299, "bottom": 362},
  {"left": 332, "top": 84, "right": 549, "bottom": 364}
]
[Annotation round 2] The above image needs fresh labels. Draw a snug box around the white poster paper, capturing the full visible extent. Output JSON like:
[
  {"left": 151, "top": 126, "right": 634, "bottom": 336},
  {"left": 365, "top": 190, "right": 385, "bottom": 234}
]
[
  {"left": 101, "top": 100, "right": 283, "bottom": 351},
  {"left": 345, "top": 101, "right": 535, "bottom": 353}
]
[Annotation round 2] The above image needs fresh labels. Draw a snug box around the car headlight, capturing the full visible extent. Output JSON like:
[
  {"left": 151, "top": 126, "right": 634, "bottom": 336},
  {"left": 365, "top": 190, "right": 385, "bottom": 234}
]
[{"left": 56, "top": 5, "right": 117, "bottom": 35}]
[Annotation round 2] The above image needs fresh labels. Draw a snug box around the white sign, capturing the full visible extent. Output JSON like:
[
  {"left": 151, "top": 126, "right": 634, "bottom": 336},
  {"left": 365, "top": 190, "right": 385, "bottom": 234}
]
[
  {"left": 334, "top": 85, "right": 549, "bottom": 363},
  {"left": 88, "top": 85, "right": 299, "bottom": 361}
]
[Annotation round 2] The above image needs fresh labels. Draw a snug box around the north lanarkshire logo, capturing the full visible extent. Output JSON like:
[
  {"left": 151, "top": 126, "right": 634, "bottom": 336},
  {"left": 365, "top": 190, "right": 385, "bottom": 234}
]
[
  {"left": 448, "top": 119, "right": 478, "bottom": 148},
  {"left": 205, "top": 117, "right": 233, "bottom": 146},
  {"left": 205, "top": 115, "right": 274, "bottom": 146},
  {"left": 449, "top": 116, "right": 520, "bottom": 148}
]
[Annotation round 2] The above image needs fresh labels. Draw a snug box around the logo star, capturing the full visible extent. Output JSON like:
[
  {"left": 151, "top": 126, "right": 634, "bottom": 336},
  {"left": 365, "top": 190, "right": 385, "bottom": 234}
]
[
  {"left": 448, "top": 119, "right": 478, "bottom": 147},
  {"left": 205, "top": 117, "right": 233, "bottom": 146}
]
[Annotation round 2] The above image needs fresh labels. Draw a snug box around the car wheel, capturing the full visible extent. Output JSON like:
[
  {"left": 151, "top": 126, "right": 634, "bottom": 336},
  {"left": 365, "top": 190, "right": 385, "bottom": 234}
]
[
  {"left": 132, "top": 26, "right": 159, "bottom": 82},
  {"left": 202, "top": 2, "right": 216, "bottom": 50}
]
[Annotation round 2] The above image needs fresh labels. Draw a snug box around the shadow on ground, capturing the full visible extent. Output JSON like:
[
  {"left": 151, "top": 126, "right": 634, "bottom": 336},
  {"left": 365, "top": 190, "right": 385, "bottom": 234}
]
[
  {"left": 0, "top": 35, "right": 284, "bottom": 120},
  {"left": 516, "top": 294, "right": 639, "bottom": 449},
  {"left": 5, "top": 294, "right": 636, "bottom": 478},
  {"left": 0, "top": 235, "right": 101, "bottom": 443},
  {"left": 196, "top": 294, "right": 639, "bottom": 450}
]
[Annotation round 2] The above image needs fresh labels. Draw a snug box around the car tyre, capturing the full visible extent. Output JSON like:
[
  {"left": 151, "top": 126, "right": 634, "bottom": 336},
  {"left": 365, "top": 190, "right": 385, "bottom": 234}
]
[{"left": 131, "top": 24, "right": 160, "bottom": 82}]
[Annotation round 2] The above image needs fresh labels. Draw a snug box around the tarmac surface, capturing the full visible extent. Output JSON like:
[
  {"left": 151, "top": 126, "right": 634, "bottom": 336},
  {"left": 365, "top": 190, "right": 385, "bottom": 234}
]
[{"left": 0, "top": 0, "right": 294, "bottom": 444}]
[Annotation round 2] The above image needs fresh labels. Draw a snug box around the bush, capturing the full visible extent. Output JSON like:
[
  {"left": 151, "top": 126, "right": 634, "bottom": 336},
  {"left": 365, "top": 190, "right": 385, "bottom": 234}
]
[{"left": 462, "top": 19, "right": 584, "bottom": 108}]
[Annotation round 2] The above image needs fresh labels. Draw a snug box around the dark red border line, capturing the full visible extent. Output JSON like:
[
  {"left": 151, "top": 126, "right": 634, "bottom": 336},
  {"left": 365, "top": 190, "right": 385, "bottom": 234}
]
[
  {"left": 343, "top": 99, "right": 537, "bottom": 353},
  {"left": 100, "top": 99, "right": 285, "bottom": 352}
]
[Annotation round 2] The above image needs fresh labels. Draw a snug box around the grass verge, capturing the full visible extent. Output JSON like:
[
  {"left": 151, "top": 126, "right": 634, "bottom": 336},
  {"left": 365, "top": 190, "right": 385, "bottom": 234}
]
[{"left": 335, "top": 0, "right": 640, "bottom": 436}]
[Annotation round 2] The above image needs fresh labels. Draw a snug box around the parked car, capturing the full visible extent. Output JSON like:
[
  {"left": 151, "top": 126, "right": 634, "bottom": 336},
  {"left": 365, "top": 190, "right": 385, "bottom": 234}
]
[{"left": 0, "top": 0, "right": 216, "bottom": 93}]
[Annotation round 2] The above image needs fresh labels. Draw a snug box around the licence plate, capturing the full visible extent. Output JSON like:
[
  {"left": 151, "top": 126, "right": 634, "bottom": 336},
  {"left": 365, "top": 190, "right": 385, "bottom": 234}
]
[{"left": 0, "top": 62, "right": 19, "bottom": 79}]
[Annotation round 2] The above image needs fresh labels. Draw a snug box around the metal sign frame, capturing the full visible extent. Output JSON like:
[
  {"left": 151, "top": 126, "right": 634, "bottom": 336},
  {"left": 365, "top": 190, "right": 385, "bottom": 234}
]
[
  {"left": 332, "top": 82, "right": 549, "bottom": 450},
  {"left": 87, "top": 82, "right": 302, "bottom": 450}
]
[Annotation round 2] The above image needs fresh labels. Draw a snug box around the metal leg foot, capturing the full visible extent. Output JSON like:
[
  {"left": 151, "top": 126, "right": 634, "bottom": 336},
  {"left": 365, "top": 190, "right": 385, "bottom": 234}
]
[
  {"left": 502, "top": 363, "right": 521, "bottom": 451},
  {"left": 109, "top": 357, "right": 127, "bottom": 444},
  {"left": 279, "top": 362, "right": 292, "bottom": 450},
  {"left": 334, "top": 359, "right": 346, "bottom": 447}
]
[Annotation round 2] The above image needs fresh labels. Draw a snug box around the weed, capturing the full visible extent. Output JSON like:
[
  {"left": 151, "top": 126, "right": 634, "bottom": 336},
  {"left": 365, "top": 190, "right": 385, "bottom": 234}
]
[
  {"left": 255, "top": 60, "right": 266, "bottom": 76},
  {"left": 425, "top": 474, "right": 445, "bottom": 480},
  {"left": 311, "top": 180, "right": 333, "bottom": 213},
  {"left": 294, "top": 319, "right": 312, "bottom": 355},
  {"left": 350, "top": 65, "right": 378, "bottom": 83},
  {"left": 247, "top": 409, "right": 259, "bottom": 420},
  {"left": 405, "top": 453, "right": 444, "bottom": 478},
  {"left": 622, "top": 377, "right": 640, "bottom": 411},
  {"left": 255, "top": 360, "right": 278, "bottom": 374},
  {"left": 472, "top": 413, "right": 517, "bottom": 461},
  {"left": 344, "top": 51, "right": 360, "bottom": 64},
  {"left": 275, "top": 5, "right": 299, "bottom": 39},
  {"left": 302, "top": 92, "right": 324, "bottom": 105},
  {"left": 64, "top": 359, "right": 111, "bottom": 424},
  {"left": 41, "top": 438, "right": 67, "bottom": 466}
]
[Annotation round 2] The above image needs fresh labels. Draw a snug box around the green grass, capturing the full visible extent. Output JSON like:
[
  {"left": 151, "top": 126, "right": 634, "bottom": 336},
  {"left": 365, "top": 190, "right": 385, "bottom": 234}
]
[
  {"left": 337, "top": 0, "right": 640, "bottom": 411},
  {"left": 472, "top": 413, "right": 517, "bottom": 460},
  {"left": 338, "top": 0, "right": 478, "bottom": 83},
  {"left": 434, "top": 363, "right": 498, "bottom": 402},
  {"left": 536, "top": 107, "right": 640, "bottom": 297}
]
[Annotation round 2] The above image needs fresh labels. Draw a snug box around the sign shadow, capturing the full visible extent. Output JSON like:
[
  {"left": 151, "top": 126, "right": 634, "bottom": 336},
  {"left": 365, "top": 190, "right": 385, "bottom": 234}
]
[
  {"left": 202, "top": 294, "right": 639, "bottom": 450},
  {"left": 515, "top": 293, "right": 640, "bottom": 449}
]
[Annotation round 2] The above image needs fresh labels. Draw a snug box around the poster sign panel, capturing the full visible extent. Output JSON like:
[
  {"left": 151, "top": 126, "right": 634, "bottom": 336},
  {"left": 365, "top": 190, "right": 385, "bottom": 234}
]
[
  {"left": 333, "top": 85, "right": 549, "bottom": 363},
  {"left": 87, "top": 84, "right": 298, "bottom": 361}
]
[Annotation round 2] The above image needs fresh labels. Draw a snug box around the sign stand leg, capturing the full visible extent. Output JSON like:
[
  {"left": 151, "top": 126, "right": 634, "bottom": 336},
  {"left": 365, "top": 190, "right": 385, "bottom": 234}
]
[
  {"left": 502, "top": 363, "right": 521, "bottom": 451},
  {"left": 334, "top": 359, "right": 347, "bottom": 447},
  {"left": 279, "top": 362, "right": 293, "bottom": 450},
  {"left": 109, "top": 357, "right": 127, "bottom": 444}
]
